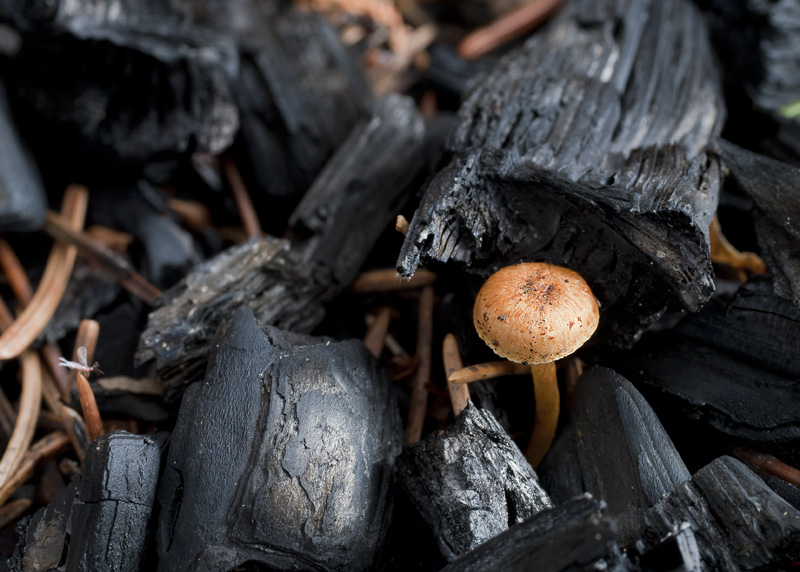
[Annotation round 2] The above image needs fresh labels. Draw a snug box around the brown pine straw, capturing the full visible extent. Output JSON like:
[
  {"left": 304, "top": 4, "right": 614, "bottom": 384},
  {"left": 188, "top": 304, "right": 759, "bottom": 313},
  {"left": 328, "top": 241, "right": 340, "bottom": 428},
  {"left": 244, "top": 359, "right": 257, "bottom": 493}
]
[
  {"left": 350, "top": 268, "right": 437, "bottom": 293},
  {"left": 223, "top": 158, "right": 262, "bottom": 238},
  {"left": 403, "top": 284, "right": 435, "bottom": 444},
  {"left": 364, "top": 307, "right": 392, "bottom": 359},
  {"left": 76, "top": 373, "right": 104, "bottom": 442},
  {"left": 733, "top": 447, "right": 800, "bottom": 489},
  {"left": 0, "top": 387, "right": 15, "bottom": 438},
  {"left": 0, "top": 350, "right": 41, "bottom": 493},
  {"left": 442, "top": 333, "right": 470, "bottom": 417},
  {"left": 0, "top": 431, "right": 70, "bottom": 507},
  {"left": 457, "top": 0, "right": 564, "bottom": 61},
  {"left": 0, "top": 185, "right": 88, "bottom": 360},
  {"left": 447, "top": 360, "right": 531, "bottom": 384},
  {"left": 0, "top": 238, "right": 34, "bottom": 304},
  {"left": 69, "top": 319, "right": 100, "bottom": 391},
  {"left": 43, "top": 210, "right": 162, "bottom": 306}
]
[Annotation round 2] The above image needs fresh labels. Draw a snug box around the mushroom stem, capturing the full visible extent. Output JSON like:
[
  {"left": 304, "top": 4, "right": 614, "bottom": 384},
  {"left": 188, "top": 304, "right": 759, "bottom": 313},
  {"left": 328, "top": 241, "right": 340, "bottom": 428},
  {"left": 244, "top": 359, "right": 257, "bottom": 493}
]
[{"left": 525, "top": 362, "right": 558, "bottom": 469}]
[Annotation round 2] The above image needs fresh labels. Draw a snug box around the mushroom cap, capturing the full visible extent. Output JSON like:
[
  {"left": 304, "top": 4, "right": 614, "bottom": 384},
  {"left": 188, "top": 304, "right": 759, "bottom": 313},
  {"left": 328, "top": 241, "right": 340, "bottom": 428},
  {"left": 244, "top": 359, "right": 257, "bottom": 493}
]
[{"left": 473, "top": 263, "right": 599, "bottom": 365}]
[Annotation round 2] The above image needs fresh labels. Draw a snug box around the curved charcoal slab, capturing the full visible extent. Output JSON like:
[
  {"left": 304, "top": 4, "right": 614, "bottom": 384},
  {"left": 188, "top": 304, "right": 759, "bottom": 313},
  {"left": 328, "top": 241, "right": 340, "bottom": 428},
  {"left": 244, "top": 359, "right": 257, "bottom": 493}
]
[
  {"left": 715, "top": 139, "right": 800, "bottom": 309},
  {"left": 10, "top": 431, "right": 167, "bottom": 572},
  {"left": 156, "top": 308, "right": 401, "bottom": 572},
  {"left": 398, "top": 0, "right": 724, "bottom": 347},
  {"left": 397, "top": 402, "right": 552, "bottom": 561},
  {"left": 538, "top": 366, "right": 690, "bottom": 541},
  {"left": 618, "top": 278, "right": 800, "bottom": 457}
]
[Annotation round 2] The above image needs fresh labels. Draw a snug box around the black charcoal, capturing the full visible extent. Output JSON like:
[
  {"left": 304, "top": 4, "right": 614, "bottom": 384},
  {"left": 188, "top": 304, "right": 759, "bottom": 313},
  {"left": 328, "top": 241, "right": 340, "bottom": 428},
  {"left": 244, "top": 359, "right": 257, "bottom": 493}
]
[
  {"left": 397, "top": 402, "right": 552, "bottom": 561},
  {"left": 234, "top": 4, "right": 373, "bottom": 198},
  {"left": 538, "top": 367, "right": 690, "bottom": 540},
  {"left": 0, "top": 80, "right": 46, "bottom": 232},
  {"left": 630, "top": 456, "right": 800, "bottom": 571},
  {"left": 9, "top": 431, "right": 166, "bottom": 572},
  {"left": 138, "top": 96, "right": 426, "bottom": 400},
  {"left": 618, "top": 278, "right": 800, "bottom": 459},
  {"left": 399, "top": 0, "right": 725, "bottom": 347},
  {"left": 156, "top": 307, "right": 401, "bottom": 571},
  {"left": 438, "top": 495, "right": 628, "bottom": 572}
]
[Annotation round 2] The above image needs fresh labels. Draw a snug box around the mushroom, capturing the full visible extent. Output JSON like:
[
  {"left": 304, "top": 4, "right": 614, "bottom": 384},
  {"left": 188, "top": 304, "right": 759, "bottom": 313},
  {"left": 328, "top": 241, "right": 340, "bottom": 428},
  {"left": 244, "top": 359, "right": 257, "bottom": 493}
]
[{"left": 472, "top": 262, "right": 599, "bottom": 468}]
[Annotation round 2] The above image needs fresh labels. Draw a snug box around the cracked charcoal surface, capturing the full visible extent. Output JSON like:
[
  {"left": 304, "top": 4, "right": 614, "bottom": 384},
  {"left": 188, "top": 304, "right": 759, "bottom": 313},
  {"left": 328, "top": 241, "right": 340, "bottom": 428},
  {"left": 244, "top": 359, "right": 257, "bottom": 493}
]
[
  {"left": 137, "top": 95, "right": 427, "bottom": 401},
  {"left": 155, "top": 307, "right": 401, "bottom": 572},
  {"left": 438, "top": 495, "right": 629, "bottom": 572},
  {"left": 538, "top": 366, "right": 691, "bottom": 542},
  {"left": 9, "top": 431, "right": 167, "bottom": 572},
  {"left": 398, "top": 0, "right": 725, "bottom": 348},
  {"left": 630, "top": 456, "right": 800, "bottom": 571},
  {"left": 618, "top": 277, "right": 800, "bottom": 462},
  {"left": 397, "top": 402, "right": 553, "bottom": 561}
]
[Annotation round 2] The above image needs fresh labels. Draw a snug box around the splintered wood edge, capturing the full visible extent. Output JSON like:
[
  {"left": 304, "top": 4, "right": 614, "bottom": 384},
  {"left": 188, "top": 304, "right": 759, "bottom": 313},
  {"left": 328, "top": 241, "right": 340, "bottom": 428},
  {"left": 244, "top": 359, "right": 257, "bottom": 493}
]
[
  {"left": 0, "top": 351, "right": 41, "bottom": 494},
  {"left": 0, "top": 185, "right": 88, "bottom": 360},
  {"left": 443, "top": 333, "right": 470, "bottom": 417}
]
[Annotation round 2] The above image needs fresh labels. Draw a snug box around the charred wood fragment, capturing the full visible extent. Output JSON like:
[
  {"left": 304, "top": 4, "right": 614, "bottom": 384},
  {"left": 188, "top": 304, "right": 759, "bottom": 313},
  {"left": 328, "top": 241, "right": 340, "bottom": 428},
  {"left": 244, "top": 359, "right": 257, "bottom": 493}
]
[
  {"left": 0, "top": 81, "right": 46, "bottom": 232},
  {"left": 234, "top": 3, "right": 374, "bottom": 198},
  {"left": 397, "top": 401, "right": 552, "bottom": 561},
  {"left": 538, "top": 367, "right": 690, "bottom": 540},
  {"left": 155, "top": 308, "right": 401, "bottom": 572},
  {"left": 618, "top": 277, "right": 800, "bottom": 460},
  {"left": 438, "top": 495, "right": 628, "bottom": 572},
  {"left": 9, "top": 431, "right": 167, "bottom": 572},
  {"left": 138, "top": 96, "right": 426, "bottom": 400},
  {"left": 399, "top": 0, "right": 725, "bottom": 347},
  {"left": 630, "top": 456, "right": 800, "bottom": 571}
]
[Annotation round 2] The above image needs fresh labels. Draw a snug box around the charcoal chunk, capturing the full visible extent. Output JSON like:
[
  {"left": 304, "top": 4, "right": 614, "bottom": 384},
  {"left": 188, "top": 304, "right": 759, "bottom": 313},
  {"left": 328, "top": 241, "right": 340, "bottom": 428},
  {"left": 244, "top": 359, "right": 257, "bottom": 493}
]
[
  {"left": 0, "top": 80, "right": 46, "bottom": 232},
  {"left": 9, "top": 431, "right": 166, "bottom": 572},
  {"left": 156, "top": 308, "right": 401, "bottom": 572},
  {"left": 631, "top": 456, "right": 800, "bottom": 571},
  {"left": 397, "top": 402, "right": 552, "bottom": 561},
  {"left": 538, "top": 367, "right": 690, "bottom": 540},
  {"left": 438, "top": 495, "right": 629, "bottom": 572},
  {"left": 399, "top": 0, "right": 725, "bottom": 347}
]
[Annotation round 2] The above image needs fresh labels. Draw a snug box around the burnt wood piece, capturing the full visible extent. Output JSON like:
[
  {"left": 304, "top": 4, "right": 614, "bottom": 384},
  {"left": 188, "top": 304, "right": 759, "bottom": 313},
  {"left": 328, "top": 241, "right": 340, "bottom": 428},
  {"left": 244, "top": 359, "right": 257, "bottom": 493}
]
[
  {"left": 91, "top": 185, "right": 202, "bottom": 290},
  {"left": 397, "top": 401, "right": 553, "bottom": 561},
  {"left": 398, "top": 0, "right": 725, "bottom": 347},
  {"left": 234, "top": 3, "right": 374, "bottom": 198},
  {"left": 538, "top": 367, "right": 690, "bottom": 540},
  {"left": 156, "top": 307, "right": 401, "bottom": 572},
  {"left": 0, "top": 80, "right": 46, "bottom": 232},
  {"left": 2, "top": 0, "right": 238, "bottom": 174},
  {"left": 9, "top": 431, "right": 167, "bottom": 572},
  {"left": 629, "top": 456, "right": 800, "bottom": 571},
  {"left": 438, "top": 495, "right": 629, "bottom": 572},
  {"left": 618, "top": 277, "right": 800, "bottom": 460},
  {"left": 137, "top": 96, "right": 426, "bottom": 400},
  {"left": 714, "top": 139, "right": 800, "bottom": 309}
]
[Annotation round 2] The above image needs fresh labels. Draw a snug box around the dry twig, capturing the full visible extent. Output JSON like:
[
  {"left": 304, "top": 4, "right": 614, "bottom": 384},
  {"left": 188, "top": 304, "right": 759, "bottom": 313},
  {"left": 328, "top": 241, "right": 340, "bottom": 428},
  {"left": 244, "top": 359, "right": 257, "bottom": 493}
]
[
  {"left": 351, "top": 268, "right": 436, "bottom": 293},
  {"left": 223, "top": 158, "right": 262, "bottom": 238},
  {"left": 442, "top": 333, "right": 470, "bottom": 417},
  {"left": 404, "top": 285, "right": 435, "bottom": 444},
  {"left": 364, "top": 307, "right": 392, "bottom": 358}
]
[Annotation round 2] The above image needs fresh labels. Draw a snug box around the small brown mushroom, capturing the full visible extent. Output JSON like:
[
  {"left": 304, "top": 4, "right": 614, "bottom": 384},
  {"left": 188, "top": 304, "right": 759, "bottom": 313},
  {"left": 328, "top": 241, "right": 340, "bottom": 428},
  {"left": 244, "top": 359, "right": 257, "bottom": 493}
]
[{"left": 473, "top": 262, "right": 599, "bottom": 468}]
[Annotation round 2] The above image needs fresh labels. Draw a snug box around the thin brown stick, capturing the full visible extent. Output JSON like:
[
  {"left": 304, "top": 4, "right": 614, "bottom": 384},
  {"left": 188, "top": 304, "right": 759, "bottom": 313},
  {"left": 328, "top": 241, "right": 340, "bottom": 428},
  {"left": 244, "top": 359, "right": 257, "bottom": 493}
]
[
  {"left": 43, "top": 210, "right": 162, "bottom": 305},
  {"left": 443, "top": 333, "right": 470, "bottom": 417},
  {"left": 0, "top": 186, "right": 88, "bottom": 360},
  {"left": 733, "top": 447, "right": 800, "bottom": 488},
  {"left": 86, "top": 225, "right": 134, "bottom": 253},
  {"left": 350, "top": 268, "right": 437, "bottom": 293},
  {"left": 68, "top": 319, "right": 100, "bottom": 391},
  {"left": 76, "top": 373, "right": 103, "bottom": 442},
  {"left": 0, "top": 431, "right": 70, "bottom": 507},
  {"left": 363, "top": 308, "right": 392, "bottom": 358},
  {"left": 0, "top": 351, "right": 41, "bottom": 492},
  {"left": 224, "top": 158, "right": 262, "bottom": 238},
  {"left": 404, "top": 285, "right": 435, "bottom": 444},
  {"left": 458, "top": 0, "right": 564, "bottom": 61},
  {"left": 448, "top": 360, "right": 531, "bottom": 384},
  {"left": 0, "top": 387, "right": 15, "bottom": 439},
  {"left": 59, "top": 405, "right": 88, "bottom": 461},
  {"left": 167, "top": 198, "right": 213, "bottom": 232},
  {"left": 0, "top": 498, "right": 31, "bottom": 529},
  {"left": 0, "top": 238, "right": 33, "bottom": 304},
  {"left": 39, "top": 344, "right": 71, "bottom": 400}
]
